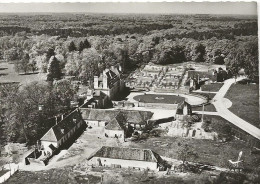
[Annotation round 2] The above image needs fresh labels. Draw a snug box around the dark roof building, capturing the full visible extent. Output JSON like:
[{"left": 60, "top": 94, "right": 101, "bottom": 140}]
[
  {"left": 81, "top": 108, "right": 153, "bottom": 125},
  {"left": 40, "top": 109, "right": 83, "bottom": 142},
  {"left": 88, "top": 146, "right": 163, "bottom": 163}
]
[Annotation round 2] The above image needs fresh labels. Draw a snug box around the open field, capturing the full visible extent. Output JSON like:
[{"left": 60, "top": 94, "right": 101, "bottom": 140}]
[
  {"left": 225, "top": 83, "right": 259, "bottom": 128},
  {"left": 133, "top": 94, "right": 184, "bottom": 104},
  {"left": 125, "top": 136, "right": 260, "bottom": 170},
  {"left": 0, "top": 62, "right": 46, "bottom": 85}
]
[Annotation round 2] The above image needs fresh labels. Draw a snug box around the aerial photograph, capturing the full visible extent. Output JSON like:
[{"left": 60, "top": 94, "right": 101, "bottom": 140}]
[{"left": 0, "top": 1, "right": 259, "bottom": 184}]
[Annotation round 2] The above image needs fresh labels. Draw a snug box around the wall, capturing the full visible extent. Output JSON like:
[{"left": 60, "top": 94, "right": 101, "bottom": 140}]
[
  {"left": 104, "top": 129, "right": 124, "bottom": 138},
  {"left": 85, "top": 120, "right": 106, "bottom": 127},
  {"left": 89, "top": 157, "right": 158, "bottom": 171},
  {"left": 41, "top": 141, "right": 58, "bottom": 153}
]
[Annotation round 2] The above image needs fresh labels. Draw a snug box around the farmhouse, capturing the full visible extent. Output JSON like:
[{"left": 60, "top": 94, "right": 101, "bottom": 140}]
[
  {"left": 81, "top": 108, "right": 154, "bottom": 137},
  {"left": 40, "top": 109, "right": 85, "bottom": 155},
  {"left": 87, "top": 146, "right": 167, "bottom": 171},
  {"left": 94, "top": 65, "right": 125, "bottom": 100}
]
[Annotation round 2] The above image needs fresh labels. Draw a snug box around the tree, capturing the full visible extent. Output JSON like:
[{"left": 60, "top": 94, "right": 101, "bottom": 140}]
[
  {"left": 83, "top": 38, "right": 91, "bottom": 49},
  {"left": 193, "top": 43, "right": 206, "bottom": 63},
  {"left": 46, "top": 48, "right": 55, "bottom": 61},
  {"left": 177, "top": 141, "right": 198, "bottom": 165},
  {"left": 47, "top": 56, "right": 62, "bottom": 81},
  {"left": 1, "top": 82, "right": 76, "bottom": 144},
  {"left": 14, "top": 53, "right": 30, "bottom": 74},
  {"left": 78, "top": 41, "right": 84, "bottom": 52},
  {"left": 68, "top": 41, "right": 77, "bottom": 52}
]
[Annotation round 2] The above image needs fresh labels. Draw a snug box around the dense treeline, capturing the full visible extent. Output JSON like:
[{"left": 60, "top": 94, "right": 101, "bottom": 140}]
[{"left": 0, "top": 13, "right": 257, "bottom": 38}]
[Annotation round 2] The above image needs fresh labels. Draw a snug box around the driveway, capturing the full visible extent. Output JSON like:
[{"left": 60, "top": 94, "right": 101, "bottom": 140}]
[{"left": 212, "top": 77, "right": 260, "bottom": 140}]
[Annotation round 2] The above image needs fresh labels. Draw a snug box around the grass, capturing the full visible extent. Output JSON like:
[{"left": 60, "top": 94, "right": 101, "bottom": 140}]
[
  {"left": 201, "top": 83, "right": 224, "bottom": 92},
  {"left": 225, "top": 83, "right": 259, "bottom": 128},
  {"left": 192, "top": 104, "right": 216, "bottom": 112},
  {"left": 0, "top": 62, "right": 46, "bottom": 85},
  {"left": 129, "top": 135, "right": 260, "bottom": 170},
  {"left": 0, "top": 169, "right": 9, "bottom": 177},
  {"left": 133, "top": 94, "right": 184, "bottom": 104},
  {"left": 192, "top": 92, "right": 216, "bottom": 100}
]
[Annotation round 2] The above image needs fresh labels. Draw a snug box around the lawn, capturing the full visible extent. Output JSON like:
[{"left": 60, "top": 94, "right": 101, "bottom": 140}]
[
  {"left": 0, "top": 169, "right": 9, "bottom": 177},
  {"left": 192, "top": 92, "right": 216, "bottom": 100},
  {"left": 133, "top": 94, "right": 184, "bottom": 104},
  {"left": 225, "top": 83, "right": 259, "bottom": 128},
  {"left": 201, "top": 83, "right": 224, "bottom": 92},
  {"left": 192, "top": 104, "right": 216, "bottom": 112},
  {"left": 0, "top": 62, "right": 46, "bottom": 85}
]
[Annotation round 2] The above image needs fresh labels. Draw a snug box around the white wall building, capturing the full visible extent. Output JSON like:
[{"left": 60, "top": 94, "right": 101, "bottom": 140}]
[{"left": 87, "top": 146, "right": 166, "bottom": 171}]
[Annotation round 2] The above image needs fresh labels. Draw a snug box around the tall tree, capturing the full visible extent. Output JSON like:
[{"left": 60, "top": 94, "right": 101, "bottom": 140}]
[
  {"left": 78, "top": 41, "right": 84, "bottom": 52},
  {"left": 83, "top": 38, "right": 91, "bottom": 49},
  {"left": 68, "top": 41, "right": 77, "bottom": 52},
  {"left": 47, "top": 56, "right": 62, "bottom": 81}
]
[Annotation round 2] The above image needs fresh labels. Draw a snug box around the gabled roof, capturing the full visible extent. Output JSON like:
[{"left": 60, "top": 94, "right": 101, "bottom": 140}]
[
  {"left": 105, "top": 113, "right": 127, "bottom": 130},
  {"left": 40, "top": 109, "right": 83, "bottom": 142},
  {"left": 81, "top": 109, "right": 119, "bottom": 121},
  {"left": 40, "top": 128, "right": 58, "bottom": 142},
  {"left": 120, "top": 110, "right": 153, "bottom": 125},
  {"left": 80, "top": 109, "right": 153, "bottom": 125},
  {"left": 176, "top": 101, "right": 192, "bottom": 115},
  {"left": 87, "top": 146, "right": 163, "bottom": 163}
]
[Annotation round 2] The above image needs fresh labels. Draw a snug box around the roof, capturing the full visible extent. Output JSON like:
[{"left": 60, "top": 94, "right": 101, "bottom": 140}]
[
  {"left": 105, "top": 113, "right": 127, "bottom": 130},
  {"left": 121, "top": 110, "right": 153, "bottom": 125},
  {"left": 87, "top": 146, "right": 163, "bottom": 163},
  {"left": 81, "top": 109, "right": 153, "bottom": 125},
  {"left": 176, "top": 101, "right": 192, "bottom": 115},
  {"left": 81, "top": 109, "right": 119, "bottom": 121},
  {"left": 40, "top": 109, "right": 83, "bottom": 142},
  {"left": 40, "top": 128, "right": 58, "bottom": 142}
]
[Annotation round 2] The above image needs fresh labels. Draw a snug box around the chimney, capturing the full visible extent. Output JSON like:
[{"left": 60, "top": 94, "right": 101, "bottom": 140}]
[
  {"left": 55, "top": 116, "right": 58, "bottom": 125},
  {"left": 103, "top": 74, "right": 108, "bottom": 89},
  {"left": 61, "top": 114, "right": 64, "bottom": 120},
  {"left": 61, "top": 129, "right": 64, "bottom": 134}
]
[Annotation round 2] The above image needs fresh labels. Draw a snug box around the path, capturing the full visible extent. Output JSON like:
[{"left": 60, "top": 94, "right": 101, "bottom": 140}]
[
  {"left": 192, "top": 111, "right": 219, "bottom": 116},
  {"left": 212, "top": 77, "right": 260, "bottom": 140}
]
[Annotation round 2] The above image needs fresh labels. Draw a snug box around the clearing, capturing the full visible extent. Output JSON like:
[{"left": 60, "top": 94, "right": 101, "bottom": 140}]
[{"left": 0, "top": 62, "right": 46, "bottom": 85}]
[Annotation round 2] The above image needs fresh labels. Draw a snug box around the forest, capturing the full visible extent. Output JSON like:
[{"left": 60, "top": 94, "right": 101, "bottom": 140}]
[{"left": 0, "top": 13, "right": 258, "bottom": 144}]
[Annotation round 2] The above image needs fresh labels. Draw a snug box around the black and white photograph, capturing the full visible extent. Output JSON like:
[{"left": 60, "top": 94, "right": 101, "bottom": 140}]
[{"left": 0, "top": 1, "right": 259, "bottom": 183}]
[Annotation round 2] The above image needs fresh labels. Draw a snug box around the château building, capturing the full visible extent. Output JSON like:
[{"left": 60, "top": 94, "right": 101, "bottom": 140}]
[{"left": 94, "top": 66, "right": 124, "bottom": 100}]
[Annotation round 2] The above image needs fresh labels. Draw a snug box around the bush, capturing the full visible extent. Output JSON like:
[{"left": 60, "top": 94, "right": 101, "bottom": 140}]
[
  {"left": 208, "top": 118, "right": 233, "bottom": 141},
  {"left": 201, "top": 120, "right": 211, "bottom": 132}
]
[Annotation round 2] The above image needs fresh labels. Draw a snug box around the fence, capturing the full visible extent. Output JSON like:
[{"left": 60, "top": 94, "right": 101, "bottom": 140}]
[{"left": 0, "top": 163, "right": 20, "bottom": 183}]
